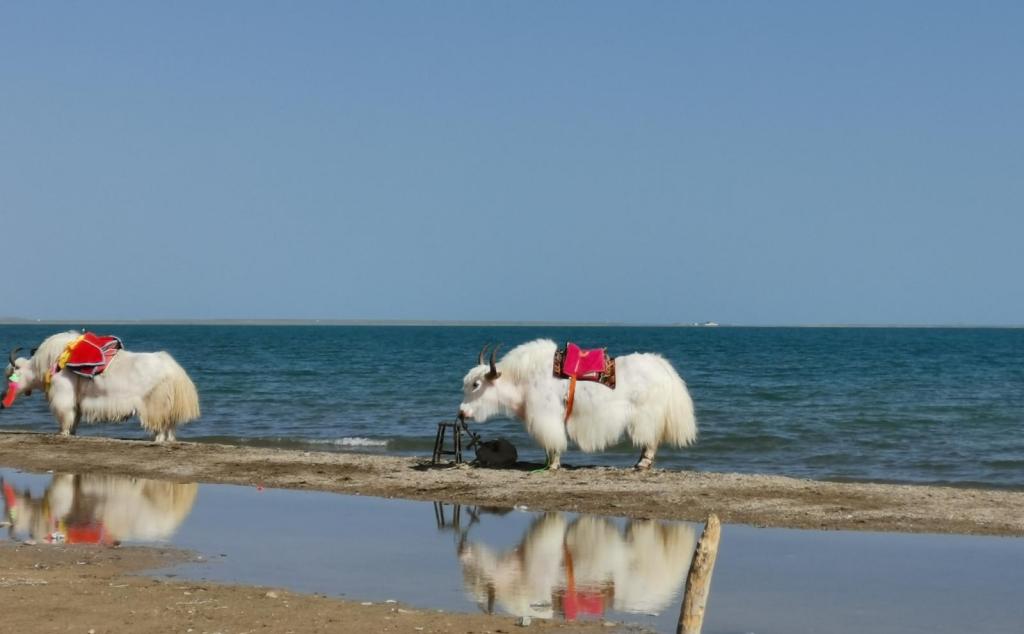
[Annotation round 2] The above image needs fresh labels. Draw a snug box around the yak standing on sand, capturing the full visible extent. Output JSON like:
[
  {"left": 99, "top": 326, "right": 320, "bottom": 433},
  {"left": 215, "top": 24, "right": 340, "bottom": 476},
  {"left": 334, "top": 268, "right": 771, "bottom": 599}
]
[
  {"left": 458, "top": 339, "right": 696, "bottom": 470},
  {"left": 3, "top": 331, "right": 200, "bottom": 441}
]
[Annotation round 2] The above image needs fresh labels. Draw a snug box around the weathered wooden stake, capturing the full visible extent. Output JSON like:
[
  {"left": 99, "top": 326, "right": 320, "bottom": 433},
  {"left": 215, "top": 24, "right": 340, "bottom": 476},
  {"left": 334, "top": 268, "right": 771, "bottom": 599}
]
[{"left": 677, "top": 513, "right": 722, "bottom": 634}]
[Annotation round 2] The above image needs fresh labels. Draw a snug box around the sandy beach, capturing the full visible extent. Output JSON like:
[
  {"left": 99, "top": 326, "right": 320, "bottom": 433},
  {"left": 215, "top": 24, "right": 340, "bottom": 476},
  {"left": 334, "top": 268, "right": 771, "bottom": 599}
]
[
  {"left": 4, "top": 431, "right": 1022, "bottom": 632},
  {"left": 0, "top": 542, "right": 624, "bottom": 634},
  {"left": 1, "top": 432, "right": 1021, "bottom": 537}
]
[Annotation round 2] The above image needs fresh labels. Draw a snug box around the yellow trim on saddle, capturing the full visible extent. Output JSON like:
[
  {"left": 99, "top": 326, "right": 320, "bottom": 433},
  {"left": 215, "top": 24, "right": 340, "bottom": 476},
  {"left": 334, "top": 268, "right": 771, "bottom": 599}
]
[{"left": 44, "top": 334, "right": 86, "bottom": 393}]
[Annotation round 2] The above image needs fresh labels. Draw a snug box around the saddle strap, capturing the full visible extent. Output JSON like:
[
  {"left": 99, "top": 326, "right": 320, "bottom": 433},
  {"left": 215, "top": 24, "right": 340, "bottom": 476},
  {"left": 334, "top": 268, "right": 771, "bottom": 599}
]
[{"left": 564, "top": 376, "right": 577, "bottom": 424}]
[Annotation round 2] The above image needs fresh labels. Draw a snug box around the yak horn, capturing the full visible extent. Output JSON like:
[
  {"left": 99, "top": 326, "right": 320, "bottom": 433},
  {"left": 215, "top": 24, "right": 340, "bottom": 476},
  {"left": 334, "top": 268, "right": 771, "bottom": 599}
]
[
  {"left": 29, "top": 348, "right": 38, "bottom": 357},
  {"left": 478, "top": 344, "right": 489, "bottom": 366},
  {"left": 486, "top": 344, "right": 501, "bottom": 380},
  {"left": 9, "top": 347, "right": 22, "bottom": 367}
]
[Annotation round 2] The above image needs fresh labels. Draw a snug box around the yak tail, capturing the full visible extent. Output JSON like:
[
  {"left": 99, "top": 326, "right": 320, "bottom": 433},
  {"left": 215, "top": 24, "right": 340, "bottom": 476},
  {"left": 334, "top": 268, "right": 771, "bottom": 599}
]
[
  {"left": 142, "top": 479, "right": 199, "bottom": 524},
  {"left": 660, "top": 364, "right": 698, "bottom": 448},
  {"left": 139, "top": 358, "right": 201, "bottom": 434}
]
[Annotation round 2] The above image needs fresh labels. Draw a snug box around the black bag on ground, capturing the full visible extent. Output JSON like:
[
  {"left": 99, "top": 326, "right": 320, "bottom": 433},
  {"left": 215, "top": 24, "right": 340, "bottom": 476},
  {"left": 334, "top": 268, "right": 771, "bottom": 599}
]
[{"left": 474, "top": 438, "right": 518, "bottom": 468}]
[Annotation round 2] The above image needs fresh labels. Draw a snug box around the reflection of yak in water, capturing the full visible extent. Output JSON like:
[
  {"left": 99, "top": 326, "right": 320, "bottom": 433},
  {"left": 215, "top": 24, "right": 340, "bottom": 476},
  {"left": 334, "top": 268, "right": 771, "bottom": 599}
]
[
  {"left": 458, "top": 512, "right": 696, "bottom": 620},
  {"left": 2, "top": 473, "right": 198, "bottom": 545}
]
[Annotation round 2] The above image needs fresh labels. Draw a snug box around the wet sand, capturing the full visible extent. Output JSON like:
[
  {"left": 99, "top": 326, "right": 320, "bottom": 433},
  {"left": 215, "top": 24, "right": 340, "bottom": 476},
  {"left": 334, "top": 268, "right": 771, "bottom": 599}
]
[
  {"left": 0, "top": 542, "right": 622, "bottom": 634},
  {"left": 1, "top": 432, "right": 1022, "bottom": 536}
]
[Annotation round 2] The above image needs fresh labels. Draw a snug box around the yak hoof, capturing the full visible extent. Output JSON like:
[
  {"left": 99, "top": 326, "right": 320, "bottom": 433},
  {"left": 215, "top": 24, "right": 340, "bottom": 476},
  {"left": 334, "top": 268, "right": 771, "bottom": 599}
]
[{"left": 634, "top": 459, "right": 653, "bottom": 471}]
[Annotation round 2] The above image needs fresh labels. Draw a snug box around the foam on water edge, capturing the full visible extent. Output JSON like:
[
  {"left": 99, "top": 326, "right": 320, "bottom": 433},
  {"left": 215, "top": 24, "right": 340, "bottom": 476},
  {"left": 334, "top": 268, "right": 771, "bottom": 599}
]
[{"left": 308, "top": 437, "right": 389, "bottom": 447}]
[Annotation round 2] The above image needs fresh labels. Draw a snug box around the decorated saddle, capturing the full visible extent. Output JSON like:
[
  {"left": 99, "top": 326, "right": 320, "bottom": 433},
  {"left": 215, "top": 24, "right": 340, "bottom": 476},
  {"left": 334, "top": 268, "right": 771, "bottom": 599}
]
[
  {"left": 56, "top": 333, "right": 123, "bottom": 378},
  {"left": 553, "top": 343, "right": 616, "bottom": 422}
]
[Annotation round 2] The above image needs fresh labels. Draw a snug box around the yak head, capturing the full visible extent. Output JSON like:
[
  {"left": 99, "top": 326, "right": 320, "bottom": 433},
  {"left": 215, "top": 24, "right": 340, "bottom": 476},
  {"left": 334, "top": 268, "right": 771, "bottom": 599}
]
[
  {"left": 2, "top": 347, "right": 37, "bottom": 409},
  {"left": 458, "top": 344, "right": 520, "bottom": 422}
]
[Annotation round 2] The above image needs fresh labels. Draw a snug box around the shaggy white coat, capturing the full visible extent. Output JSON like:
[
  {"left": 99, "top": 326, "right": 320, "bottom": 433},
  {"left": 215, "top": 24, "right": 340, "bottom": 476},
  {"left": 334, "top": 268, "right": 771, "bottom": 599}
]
[
  {"left": 458, "top": 512, "right": 696, "bottom": 618},
  {"left": 3, "top": 473, "right": 197, "bottom": 543},
  {"left": 459, "top": 339, "right": 697, "bottom": 469},
  {"left": 7, "top": 331, "right": 200, "bottom": 441}
]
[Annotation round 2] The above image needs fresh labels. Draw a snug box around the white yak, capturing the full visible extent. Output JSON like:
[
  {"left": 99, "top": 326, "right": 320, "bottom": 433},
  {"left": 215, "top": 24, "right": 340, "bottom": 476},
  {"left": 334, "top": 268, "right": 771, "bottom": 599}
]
[
  {"left": 458, "top": 339, "right": 696, "bottom": 469},
  {"left": 3, "top": 331, "right": 200, "bottom": 441},
  {"left": 2, "top": 472, "right": 198, "bottom": 544},
  {"left": 458, "top": 512, "right": 696, "bottom": 619}
]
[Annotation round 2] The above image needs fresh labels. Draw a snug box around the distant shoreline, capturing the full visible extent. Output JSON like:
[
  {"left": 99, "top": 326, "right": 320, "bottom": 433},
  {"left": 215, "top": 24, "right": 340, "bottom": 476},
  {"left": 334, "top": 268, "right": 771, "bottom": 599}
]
[{"left": 1, "top": 319, "right": 1021, "bottom": 328}]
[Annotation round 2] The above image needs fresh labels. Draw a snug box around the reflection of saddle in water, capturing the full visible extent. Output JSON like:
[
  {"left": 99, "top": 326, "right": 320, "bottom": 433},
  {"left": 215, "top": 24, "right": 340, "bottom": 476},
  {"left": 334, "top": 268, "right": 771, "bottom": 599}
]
[
  {"left": 458, "top": 512, "right": 696, "bottom": 621},
  {"left": 561, "top": 590, "right": 607, "bottom": 621},
  {"left": 46, "top": 520, "right": 116, "bottom": 545},
  {"left": 2, "top": 473, "right": 198, "bottom": 545},
  {"left": 557, "top": 542, "right": 610, "bottom": 620},
  {"left": 56, "top": 332, "right": 123, "bottom": 378}
]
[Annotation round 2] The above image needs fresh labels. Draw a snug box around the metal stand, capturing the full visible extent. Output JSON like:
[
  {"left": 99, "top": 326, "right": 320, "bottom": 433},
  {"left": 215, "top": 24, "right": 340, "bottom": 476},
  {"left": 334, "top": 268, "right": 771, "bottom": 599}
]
[{"left": 432, "top": 419, "right": 481, "bottom": 464}]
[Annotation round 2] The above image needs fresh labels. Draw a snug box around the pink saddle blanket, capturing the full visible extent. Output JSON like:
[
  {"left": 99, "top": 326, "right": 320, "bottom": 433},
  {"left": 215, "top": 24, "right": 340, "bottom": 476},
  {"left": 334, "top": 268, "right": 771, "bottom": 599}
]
[
  {"left": 61, "top": 333, "right": 123, "bottom": 378},
  {"left": 553, "top": 343, "right": 616, "bottom": 389}
]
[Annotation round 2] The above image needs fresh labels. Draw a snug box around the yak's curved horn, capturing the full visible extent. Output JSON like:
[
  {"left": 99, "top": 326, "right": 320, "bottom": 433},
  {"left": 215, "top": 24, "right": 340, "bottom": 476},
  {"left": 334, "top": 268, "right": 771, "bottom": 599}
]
[
  {"left": 29, "top": 348, "right": 38, "bottom": 357},
  {"left": 9, "top": 347, "right": 22, "bottom": 367},
  {"left": 486, "top": 344, "right": 501, "bottom": 380},
  {"left": 478, "top": 343, "right": 489, "bottom": 366}
]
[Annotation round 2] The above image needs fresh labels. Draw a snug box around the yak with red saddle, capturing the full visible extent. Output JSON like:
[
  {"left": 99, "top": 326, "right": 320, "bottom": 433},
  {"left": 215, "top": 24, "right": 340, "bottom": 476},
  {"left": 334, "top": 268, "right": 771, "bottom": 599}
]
[
  {"left": 3, "top": 331, "right": 200, "bottom": 441},
  {"left": 458, "top": 339, "right": 697, "bottom": 470}
]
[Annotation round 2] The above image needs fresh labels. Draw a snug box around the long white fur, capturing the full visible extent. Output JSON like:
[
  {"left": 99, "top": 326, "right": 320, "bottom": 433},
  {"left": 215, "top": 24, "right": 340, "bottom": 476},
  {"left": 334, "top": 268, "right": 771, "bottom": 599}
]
[
  {"left": 10, "top": 331, "right": 200, "bottom": 441},
  {"left": 3, "top": 473, "right": 197, "bottom": 543},
  {"left": 459, "top": 513, "right": 566, "bottom": 618},
  {"left": 459, "top": 339, "right": 696, "bottom": 469},
  {"left": 458, "top": 512, "right": 696, "bottom": 618}
]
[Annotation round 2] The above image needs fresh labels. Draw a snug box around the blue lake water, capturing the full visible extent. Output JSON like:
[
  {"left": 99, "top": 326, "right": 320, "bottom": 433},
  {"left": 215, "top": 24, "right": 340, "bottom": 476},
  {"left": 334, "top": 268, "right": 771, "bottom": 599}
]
[
  {"left": 2, "top": 325, "right": 1023, "bottom": 488},
  {"left": 2, "top": 468, "right": 1022, "bottom": 634}
]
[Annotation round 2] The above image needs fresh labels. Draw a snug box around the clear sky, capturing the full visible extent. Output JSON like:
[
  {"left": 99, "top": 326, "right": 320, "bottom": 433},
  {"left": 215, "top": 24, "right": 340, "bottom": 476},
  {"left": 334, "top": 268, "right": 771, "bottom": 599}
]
[{"left": 2, "top": 2, "right": 1021, "bottom": 325}]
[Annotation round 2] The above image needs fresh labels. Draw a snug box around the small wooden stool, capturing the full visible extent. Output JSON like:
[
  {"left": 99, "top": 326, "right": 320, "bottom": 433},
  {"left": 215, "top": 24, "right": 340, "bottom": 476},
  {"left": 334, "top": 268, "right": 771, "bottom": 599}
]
[{"left": 431, "top": 419, "right": 480, "bottom": 464}]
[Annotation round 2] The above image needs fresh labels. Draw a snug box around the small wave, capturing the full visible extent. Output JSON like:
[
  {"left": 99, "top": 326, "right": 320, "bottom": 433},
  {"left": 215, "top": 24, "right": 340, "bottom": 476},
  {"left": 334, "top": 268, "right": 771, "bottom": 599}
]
[
  {"left": 193, "top": 435, "right": 390, "bottom": 450},
  {"left": 306, "top": 437, "right": 389, "bottom": 448}
]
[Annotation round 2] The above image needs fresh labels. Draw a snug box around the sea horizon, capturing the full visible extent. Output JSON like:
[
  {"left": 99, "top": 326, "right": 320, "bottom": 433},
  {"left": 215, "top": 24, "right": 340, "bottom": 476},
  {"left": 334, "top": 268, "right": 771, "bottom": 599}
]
[{"left": 1, "top": 318, "right": 1022, "bottom": 329}]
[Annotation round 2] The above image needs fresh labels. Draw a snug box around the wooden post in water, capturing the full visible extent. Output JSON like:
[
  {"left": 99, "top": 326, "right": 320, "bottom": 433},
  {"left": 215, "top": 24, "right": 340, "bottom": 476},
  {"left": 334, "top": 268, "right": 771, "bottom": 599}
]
[{"left": 677, "top": 513, "right": 721, "bottom": 634}]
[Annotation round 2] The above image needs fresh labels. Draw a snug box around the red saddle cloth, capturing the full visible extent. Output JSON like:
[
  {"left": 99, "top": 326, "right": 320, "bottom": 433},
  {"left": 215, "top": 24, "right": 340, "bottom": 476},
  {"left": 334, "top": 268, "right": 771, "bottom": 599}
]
[
  {"left": 553, "top": 343, "right": 616, "bottom": 423},
  {"left": 553, "top": 343, "right": 616, "bottom": 388},
  {"left": 62, "top": 333, "right": 123, "bottom": 378}
]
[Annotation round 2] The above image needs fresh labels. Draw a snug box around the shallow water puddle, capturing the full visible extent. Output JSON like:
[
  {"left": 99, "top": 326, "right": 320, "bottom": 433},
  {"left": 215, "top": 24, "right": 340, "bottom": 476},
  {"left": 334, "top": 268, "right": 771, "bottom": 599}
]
[{"left": 2, "top": 468, "right": 1022, "bottom": 634}]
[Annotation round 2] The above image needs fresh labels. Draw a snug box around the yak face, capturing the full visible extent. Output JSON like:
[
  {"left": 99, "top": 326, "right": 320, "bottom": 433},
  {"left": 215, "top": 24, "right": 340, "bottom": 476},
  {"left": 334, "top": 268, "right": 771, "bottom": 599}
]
[
  {"left": 459, "top": 364, "right": 502, "bottom": 422},
  {"left": 458, "top": 344, "right": 511, "bottom": 422},
  {"left": 2, "top": 349, "right": 35, "bottom": 408}
]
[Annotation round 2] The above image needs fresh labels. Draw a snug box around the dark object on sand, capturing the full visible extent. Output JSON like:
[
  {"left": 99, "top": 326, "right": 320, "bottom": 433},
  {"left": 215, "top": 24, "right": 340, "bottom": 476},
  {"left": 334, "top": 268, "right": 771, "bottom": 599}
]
[
  {"left": 432, "top": 418, "right": 483, "bottom": 464},
  {"left": 474, "top": 438, "right": 518, "bottom": 468}
]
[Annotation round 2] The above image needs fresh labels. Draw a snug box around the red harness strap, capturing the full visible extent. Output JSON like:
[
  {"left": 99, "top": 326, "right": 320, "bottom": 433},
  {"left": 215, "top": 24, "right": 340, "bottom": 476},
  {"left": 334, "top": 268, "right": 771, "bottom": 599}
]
[
  {"left": 553, "top": 343, "right": 616, "bottom": 424},
  {"left": 565, "top": 376, "right": 578, "bottom": 423}
]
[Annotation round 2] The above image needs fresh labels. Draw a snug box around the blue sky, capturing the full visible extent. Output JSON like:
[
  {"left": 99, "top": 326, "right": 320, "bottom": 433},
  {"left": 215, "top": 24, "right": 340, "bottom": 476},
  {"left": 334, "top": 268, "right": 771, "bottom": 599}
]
[{"left": 2, "top": 2, "right": 1021, "bottom": 325}]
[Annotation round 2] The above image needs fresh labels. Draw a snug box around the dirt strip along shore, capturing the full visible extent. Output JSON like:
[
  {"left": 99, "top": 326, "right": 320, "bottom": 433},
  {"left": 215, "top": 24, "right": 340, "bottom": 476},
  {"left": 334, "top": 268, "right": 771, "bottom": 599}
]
[
  {"left": 0, "top": 432, "right": 1021, "bottom": 537},
  {"left": 0, "top": 542, "right": 621, "bottom": 634}
]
